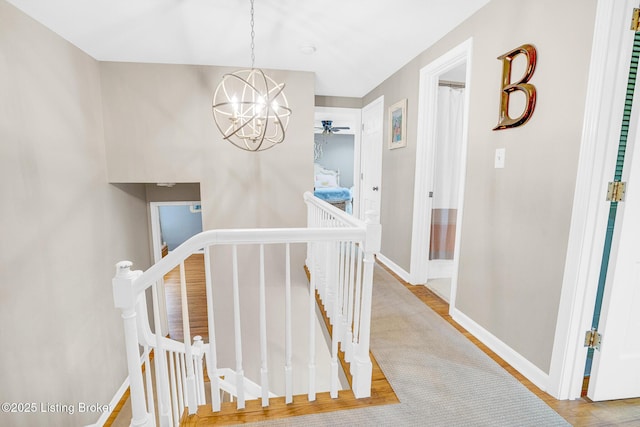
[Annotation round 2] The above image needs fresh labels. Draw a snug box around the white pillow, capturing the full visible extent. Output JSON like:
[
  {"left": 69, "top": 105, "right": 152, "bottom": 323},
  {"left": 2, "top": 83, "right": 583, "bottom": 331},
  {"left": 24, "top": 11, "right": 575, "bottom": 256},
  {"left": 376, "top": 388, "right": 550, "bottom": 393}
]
[{"left": 315, "top": 173, "right": 337, "bottom": 188}]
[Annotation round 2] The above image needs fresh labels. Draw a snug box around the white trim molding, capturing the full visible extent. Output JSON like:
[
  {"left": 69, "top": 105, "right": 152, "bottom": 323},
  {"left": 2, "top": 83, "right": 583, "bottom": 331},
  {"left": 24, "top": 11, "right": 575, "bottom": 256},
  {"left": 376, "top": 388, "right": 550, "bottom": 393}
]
[
  {"left": 89, "top": 375, "right": 129, "bottom": 427},
  {"left": 409, "top": 37, "right": 473, "bottom": 294},
  {"left": 548, "top": 0, "right": 637, "bottom": 400},
  {"left": 451, "top": 308, "right": 550, "bottom": 391},
  {"left": 377, "top": 253, "right": 412, "bottom": 283}
]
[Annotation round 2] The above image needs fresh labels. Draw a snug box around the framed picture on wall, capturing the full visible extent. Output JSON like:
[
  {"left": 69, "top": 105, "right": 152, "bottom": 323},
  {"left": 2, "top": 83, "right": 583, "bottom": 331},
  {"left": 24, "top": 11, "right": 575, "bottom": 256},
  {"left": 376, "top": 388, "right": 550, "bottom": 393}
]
[{"left": 388, "top": 99, "right": 407, "bottom": 149}]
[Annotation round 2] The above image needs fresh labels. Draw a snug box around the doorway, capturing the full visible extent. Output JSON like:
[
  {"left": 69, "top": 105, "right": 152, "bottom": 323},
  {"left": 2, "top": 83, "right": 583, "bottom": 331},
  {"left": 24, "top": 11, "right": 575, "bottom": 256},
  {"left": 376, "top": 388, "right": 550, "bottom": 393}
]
[
  {"left": 313, "top": 102, "right": 384, "bottom": 223},
  {"left": 409, "top": 39, "right": 473, "bottom": 308},
  {"left": 313, "top": 107, "right": 361, "bottom": 215},
  {"left": 149, "top": 200, "right": 203, "bottom": 336},
  {"left": 150, "top": 201, "right": 203, "bottom": 263}
]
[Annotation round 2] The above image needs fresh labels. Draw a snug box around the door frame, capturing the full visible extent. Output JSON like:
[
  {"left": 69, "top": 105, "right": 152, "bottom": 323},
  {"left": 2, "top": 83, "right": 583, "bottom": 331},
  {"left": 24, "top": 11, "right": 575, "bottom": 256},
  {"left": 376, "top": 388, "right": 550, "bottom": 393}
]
[
  {"left": 149, "top": 200, "right": 203, "bottom": 336},
  {"left": 409, "top": 38, "right": 473, "bottom": 309},
  {"left": 313, "top": 106, "right": 363, "bottom": 216},
  {"left": 547, "top": 0, "right": 637, "bottom": 400}
]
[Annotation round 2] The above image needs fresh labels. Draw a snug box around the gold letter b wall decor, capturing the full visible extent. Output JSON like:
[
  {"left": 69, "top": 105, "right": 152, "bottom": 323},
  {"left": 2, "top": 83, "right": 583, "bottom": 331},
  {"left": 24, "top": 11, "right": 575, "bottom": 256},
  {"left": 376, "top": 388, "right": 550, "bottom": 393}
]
[{"left": 493, "top": 44, "right": 538, "bottom": 131}]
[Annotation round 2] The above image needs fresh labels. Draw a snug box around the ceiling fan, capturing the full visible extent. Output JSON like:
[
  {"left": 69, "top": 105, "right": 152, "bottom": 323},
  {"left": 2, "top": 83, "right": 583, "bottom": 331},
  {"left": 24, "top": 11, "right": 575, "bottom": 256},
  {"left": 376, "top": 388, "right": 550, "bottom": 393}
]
[{"left": 316, "top": 120, "right": 350, "bottom": 135}]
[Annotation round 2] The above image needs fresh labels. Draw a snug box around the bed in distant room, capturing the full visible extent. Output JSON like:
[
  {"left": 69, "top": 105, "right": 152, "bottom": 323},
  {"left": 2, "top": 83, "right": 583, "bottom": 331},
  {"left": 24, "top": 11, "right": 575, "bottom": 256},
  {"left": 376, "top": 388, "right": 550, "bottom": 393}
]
[{"left": 314, "top": 164, "right": 353, "bottom": 213}]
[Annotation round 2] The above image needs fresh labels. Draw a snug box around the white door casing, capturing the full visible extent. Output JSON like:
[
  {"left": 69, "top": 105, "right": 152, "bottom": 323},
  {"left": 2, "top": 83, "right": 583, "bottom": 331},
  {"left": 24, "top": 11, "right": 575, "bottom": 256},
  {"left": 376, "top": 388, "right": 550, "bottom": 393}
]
[
  {"left": 360, "top": 96, "right": 384, "bottom": 224},
  {"left": 548, "top": 0, "right": 639, "bottom": 400},
  {"left": 409, "top": 38, "right": 473, "bottom": 304}
]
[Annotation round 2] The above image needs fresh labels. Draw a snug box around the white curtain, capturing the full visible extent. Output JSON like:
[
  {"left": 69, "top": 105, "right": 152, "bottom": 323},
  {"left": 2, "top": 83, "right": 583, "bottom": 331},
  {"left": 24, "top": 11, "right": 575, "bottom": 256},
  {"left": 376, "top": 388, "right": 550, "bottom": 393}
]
[
  {"left": 430, "top": 86, "right": 465, "bottom": 260},
  {"left": 433, "top": 86, "right": 465, "bottom": 210}
]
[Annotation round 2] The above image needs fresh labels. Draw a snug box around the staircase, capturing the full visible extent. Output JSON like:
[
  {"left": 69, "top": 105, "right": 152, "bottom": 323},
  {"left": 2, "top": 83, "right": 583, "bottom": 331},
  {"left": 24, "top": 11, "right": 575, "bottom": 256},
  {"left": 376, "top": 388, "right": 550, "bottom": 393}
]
[{"left": 112, "top": 192, "right": 381, "bottom": 426}]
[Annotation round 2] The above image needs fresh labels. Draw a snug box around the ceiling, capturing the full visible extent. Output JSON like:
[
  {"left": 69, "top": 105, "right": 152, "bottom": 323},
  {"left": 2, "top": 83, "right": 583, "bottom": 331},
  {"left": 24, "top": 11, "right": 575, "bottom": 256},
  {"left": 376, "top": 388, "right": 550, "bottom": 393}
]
[{"left": 6, "top": 0, "right": 489, "bottom": 98}]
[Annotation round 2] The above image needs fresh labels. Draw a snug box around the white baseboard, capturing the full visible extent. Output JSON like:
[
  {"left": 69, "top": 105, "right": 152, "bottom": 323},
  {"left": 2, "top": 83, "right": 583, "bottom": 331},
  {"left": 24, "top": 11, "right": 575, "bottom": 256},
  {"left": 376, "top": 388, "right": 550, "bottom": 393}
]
[
  {"left": 450, "top": 307, "right": 550, "bottom": 392},
  {"left": 89, "top": 375, "right": 129, "bottom": 427},
  {"left": 376, "top": 253, "right": 411, "bottom": 283}
]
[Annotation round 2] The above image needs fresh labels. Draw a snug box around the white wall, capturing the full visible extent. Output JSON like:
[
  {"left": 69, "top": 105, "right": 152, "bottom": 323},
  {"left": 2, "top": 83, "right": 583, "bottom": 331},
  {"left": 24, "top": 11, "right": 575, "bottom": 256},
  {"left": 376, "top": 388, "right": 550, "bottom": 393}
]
[{"left": 0, "top": 2, "right": 151, "bottom": 426}]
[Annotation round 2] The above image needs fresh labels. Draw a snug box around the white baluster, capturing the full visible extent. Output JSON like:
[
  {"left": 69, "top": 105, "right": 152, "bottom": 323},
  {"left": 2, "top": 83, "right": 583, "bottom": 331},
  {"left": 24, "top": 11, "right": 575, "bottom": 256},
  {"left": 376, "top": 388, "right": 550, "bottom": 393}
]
[
  {"left": 169, "top": 351, "right": 179, "bottom": 426},
  {"left": 284, "top": 243, "right": 293, "bottom": 404},
  {"left": 151, "top": 283, "right": 172, "bottom": 426},
  {"left": 352, "top": 244, "right": 365, "bottom": 353},
  {"left": 180, "top": 262, "right": 198, "bottom": 414},
  {"left": 175, "top": 352, "right": 184, "bottom": 417},
  {"left": 337, "top": 241, "right": 347, "bottom": 334},
  {"left": 344, "top": 242, "right": 356, "bottom": 362},
  {"left": 330, "top": 317, "right": 339, "bottom": 399},
  {"left": 308, "top": 243, "right": 317, "bottom": 402},
  {"left": 193, "top": 336, "right": 206, "bottom": 405},
  {"left": 232, "top": 245, "right": 246, "bottom": 409},
  {"left": 330, "top": 241, "right": 341, "bottom": 334},
  {"left": 203, "top": 246, "right": 221, "bottom": 412},
  {"left": 112, "top": 261, "right": 152, "bottom": 427},
  {"left": 143, "top": 346, "right": 155, "bottom": 420},
  {"left": 179, "top": 354, "right": 187, "bottom": 413},
  {"left": 258, "top": 245, "right": 270, "bottom": 407}
]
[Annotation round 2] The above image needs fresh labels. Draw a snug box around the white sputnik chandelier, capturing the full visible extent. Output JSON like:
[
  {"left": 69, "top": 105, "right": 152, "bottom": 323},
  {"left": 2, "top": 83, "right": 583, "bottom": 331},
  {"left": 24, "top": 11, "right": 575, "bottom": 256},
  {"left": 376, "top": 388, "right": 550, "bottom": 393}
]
[{"left": 212, "top": 0, "right": 291, "bottom": 152}]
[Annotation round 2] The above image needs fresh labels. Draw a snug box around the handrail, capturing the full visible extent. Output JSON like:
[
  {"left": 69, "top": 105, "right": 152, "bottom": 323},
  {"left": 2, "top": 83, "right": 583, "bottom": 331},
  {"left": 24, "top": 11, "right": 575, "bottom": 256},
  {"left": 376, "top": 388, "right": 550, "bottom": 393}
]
[
  {"left": 133, "top": 226, "right": 365, "bottom": 294},
  {"left": 303, "top": 191, "right": 363, "bottom": 228},
  {"left": 113, "top": 191, "right": 379, "bottom": 426}
]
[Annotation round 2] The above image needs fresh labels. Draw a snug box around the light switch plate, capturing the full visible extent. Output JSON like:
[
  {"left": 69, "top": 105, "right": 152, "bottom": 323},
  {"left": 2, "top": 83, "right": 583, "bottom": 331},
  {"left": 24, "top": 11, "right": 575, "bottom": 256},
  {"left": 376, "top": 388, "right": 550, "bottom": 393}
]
[{"left": 495, "top": 148, "right": 505, "bottom": 168}]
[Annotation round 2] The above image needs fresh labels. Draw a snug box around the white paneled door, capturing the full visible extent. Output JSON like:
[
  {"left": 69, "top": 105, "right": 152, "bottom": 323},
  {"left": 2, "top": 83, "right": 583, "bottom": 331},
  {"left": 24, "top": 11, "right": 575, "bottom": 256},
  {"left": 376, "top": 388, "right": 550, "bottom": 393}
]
[
  {"left": 588, "top": 114, "right": 640, "bottom": 401},
  {"left": 359, "top": 96, "right": 384, "bottom": 223}
]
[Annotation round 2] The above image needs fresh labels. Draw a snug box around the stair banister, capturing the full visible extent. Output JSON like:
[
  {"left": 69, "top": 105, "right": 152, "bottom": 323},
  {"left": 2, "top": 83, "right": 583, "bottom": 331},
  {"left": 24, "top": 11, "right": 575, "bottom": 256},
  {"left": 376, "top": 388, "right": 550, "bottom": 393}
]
[
  {"left": 112, "top": 261, "right": 152, "bottom": 427},
  {"left": 132, "top": 227, "right": 363, "bottom": 295},
  {"left": 113, "top": 192, "right": 381, "bottom": 425}
]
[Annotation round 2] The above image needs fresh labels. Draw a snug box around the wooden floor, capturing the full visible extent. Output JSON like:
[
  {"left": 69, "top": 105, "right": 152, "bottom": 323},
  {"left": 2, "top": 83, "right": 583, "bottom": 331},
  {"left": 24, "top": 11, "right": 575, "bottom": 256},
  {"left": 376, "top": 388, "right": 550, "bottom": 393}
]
[
  {"left": 383, "top": 263, "right": 640, "bottom": 427},
  {"left": 164, "top": 253, "right": 209, "bottom": 342},
  {"left": 165, "top": 254, "right": 399, "bottom": 425}
]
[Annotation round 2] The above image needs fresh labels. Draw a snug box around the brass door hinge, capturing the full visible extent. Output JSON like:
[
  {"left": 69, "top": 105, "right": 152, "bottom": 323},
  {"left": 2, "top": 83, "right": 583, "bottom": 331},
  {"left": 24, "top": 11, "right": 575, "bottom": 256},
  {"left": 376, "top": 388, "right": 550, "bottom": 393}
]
[
  {"left": 606, "top": 181, "right": 626, "bottom": 202},
  {"left": 632, "top": 8, "right": 640, "bottom": 31},
  {"left": 584, "top": 328, "right": 602, "bottom": 350}
]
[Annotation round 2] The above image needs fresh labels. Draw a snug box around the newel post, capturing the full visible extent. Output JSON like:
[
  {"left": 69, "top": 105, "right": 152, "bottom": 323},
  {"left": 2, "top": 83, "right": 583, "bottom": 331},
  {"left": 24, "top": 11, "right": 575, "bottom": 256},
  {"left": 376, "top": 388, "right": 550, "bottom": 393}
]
[
  {"left": 112, "top": 261, "right": 151, "bottom": 427},
  {"left": 352, "top": 211, "right": 381, "bottom": 398}
]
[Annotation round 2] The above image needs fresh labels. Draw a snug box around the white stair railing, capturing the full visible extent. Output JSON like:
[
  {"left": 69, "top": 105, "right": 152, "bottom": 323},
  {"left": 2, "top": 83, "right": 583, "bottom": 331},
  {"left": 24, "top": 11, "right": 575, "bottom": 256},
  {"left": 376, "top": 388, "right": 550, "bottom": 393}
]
[
  {"left": 303, "top": 192, "right": 381, "bottom": 398},
  {"left": 112, "top": 192, "right": 381, "bottom": 426}
]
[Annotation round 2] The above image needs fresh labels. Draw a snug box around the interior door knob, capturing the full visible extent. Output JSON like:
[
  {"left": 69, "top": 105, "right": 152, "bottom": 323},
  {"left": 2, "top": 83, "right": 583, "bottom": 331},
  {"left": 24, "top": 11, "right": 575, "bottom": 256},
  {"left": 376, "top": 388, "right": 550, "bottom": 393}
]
[{"left": 372, "top": 186, "right": 379, "bottom": 191}]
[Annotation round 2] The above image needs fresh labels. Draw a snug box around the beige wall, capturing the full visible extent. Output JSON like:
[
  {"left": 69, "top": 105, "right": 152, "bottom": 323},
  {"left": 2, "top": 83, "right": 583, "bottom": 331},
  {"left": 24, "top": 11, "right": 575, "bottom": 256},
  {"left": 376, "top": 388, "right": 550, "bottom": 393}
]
[
  {"left": 144, "top": 183, "right": 201, "bottom": 203},
  {"left": 315, "top": 96, "right": 363, "bottom": 109},
  {"left": 364, "top": 0, "right": 597, "bottom": 372},
  {"left": 100, "top": 62, "right": 315, "bottom": 230},
  {"left": 99, "top": 61, "right": 319, "bottom": 394},
  {"left": 0, "top": 2, "right": 151, "bottom": 426}
]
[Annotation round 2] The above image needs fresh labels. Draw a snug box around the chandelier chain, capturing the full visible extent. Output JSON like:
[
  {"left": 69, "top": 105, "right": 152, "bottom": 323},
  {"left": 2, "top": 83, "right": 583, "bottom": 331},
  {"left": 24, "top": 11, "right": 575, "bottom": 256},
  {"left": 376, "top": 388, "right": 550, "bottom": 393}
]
[{"left": 250, "top": 0, "right": 255, "bottom": 69}]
